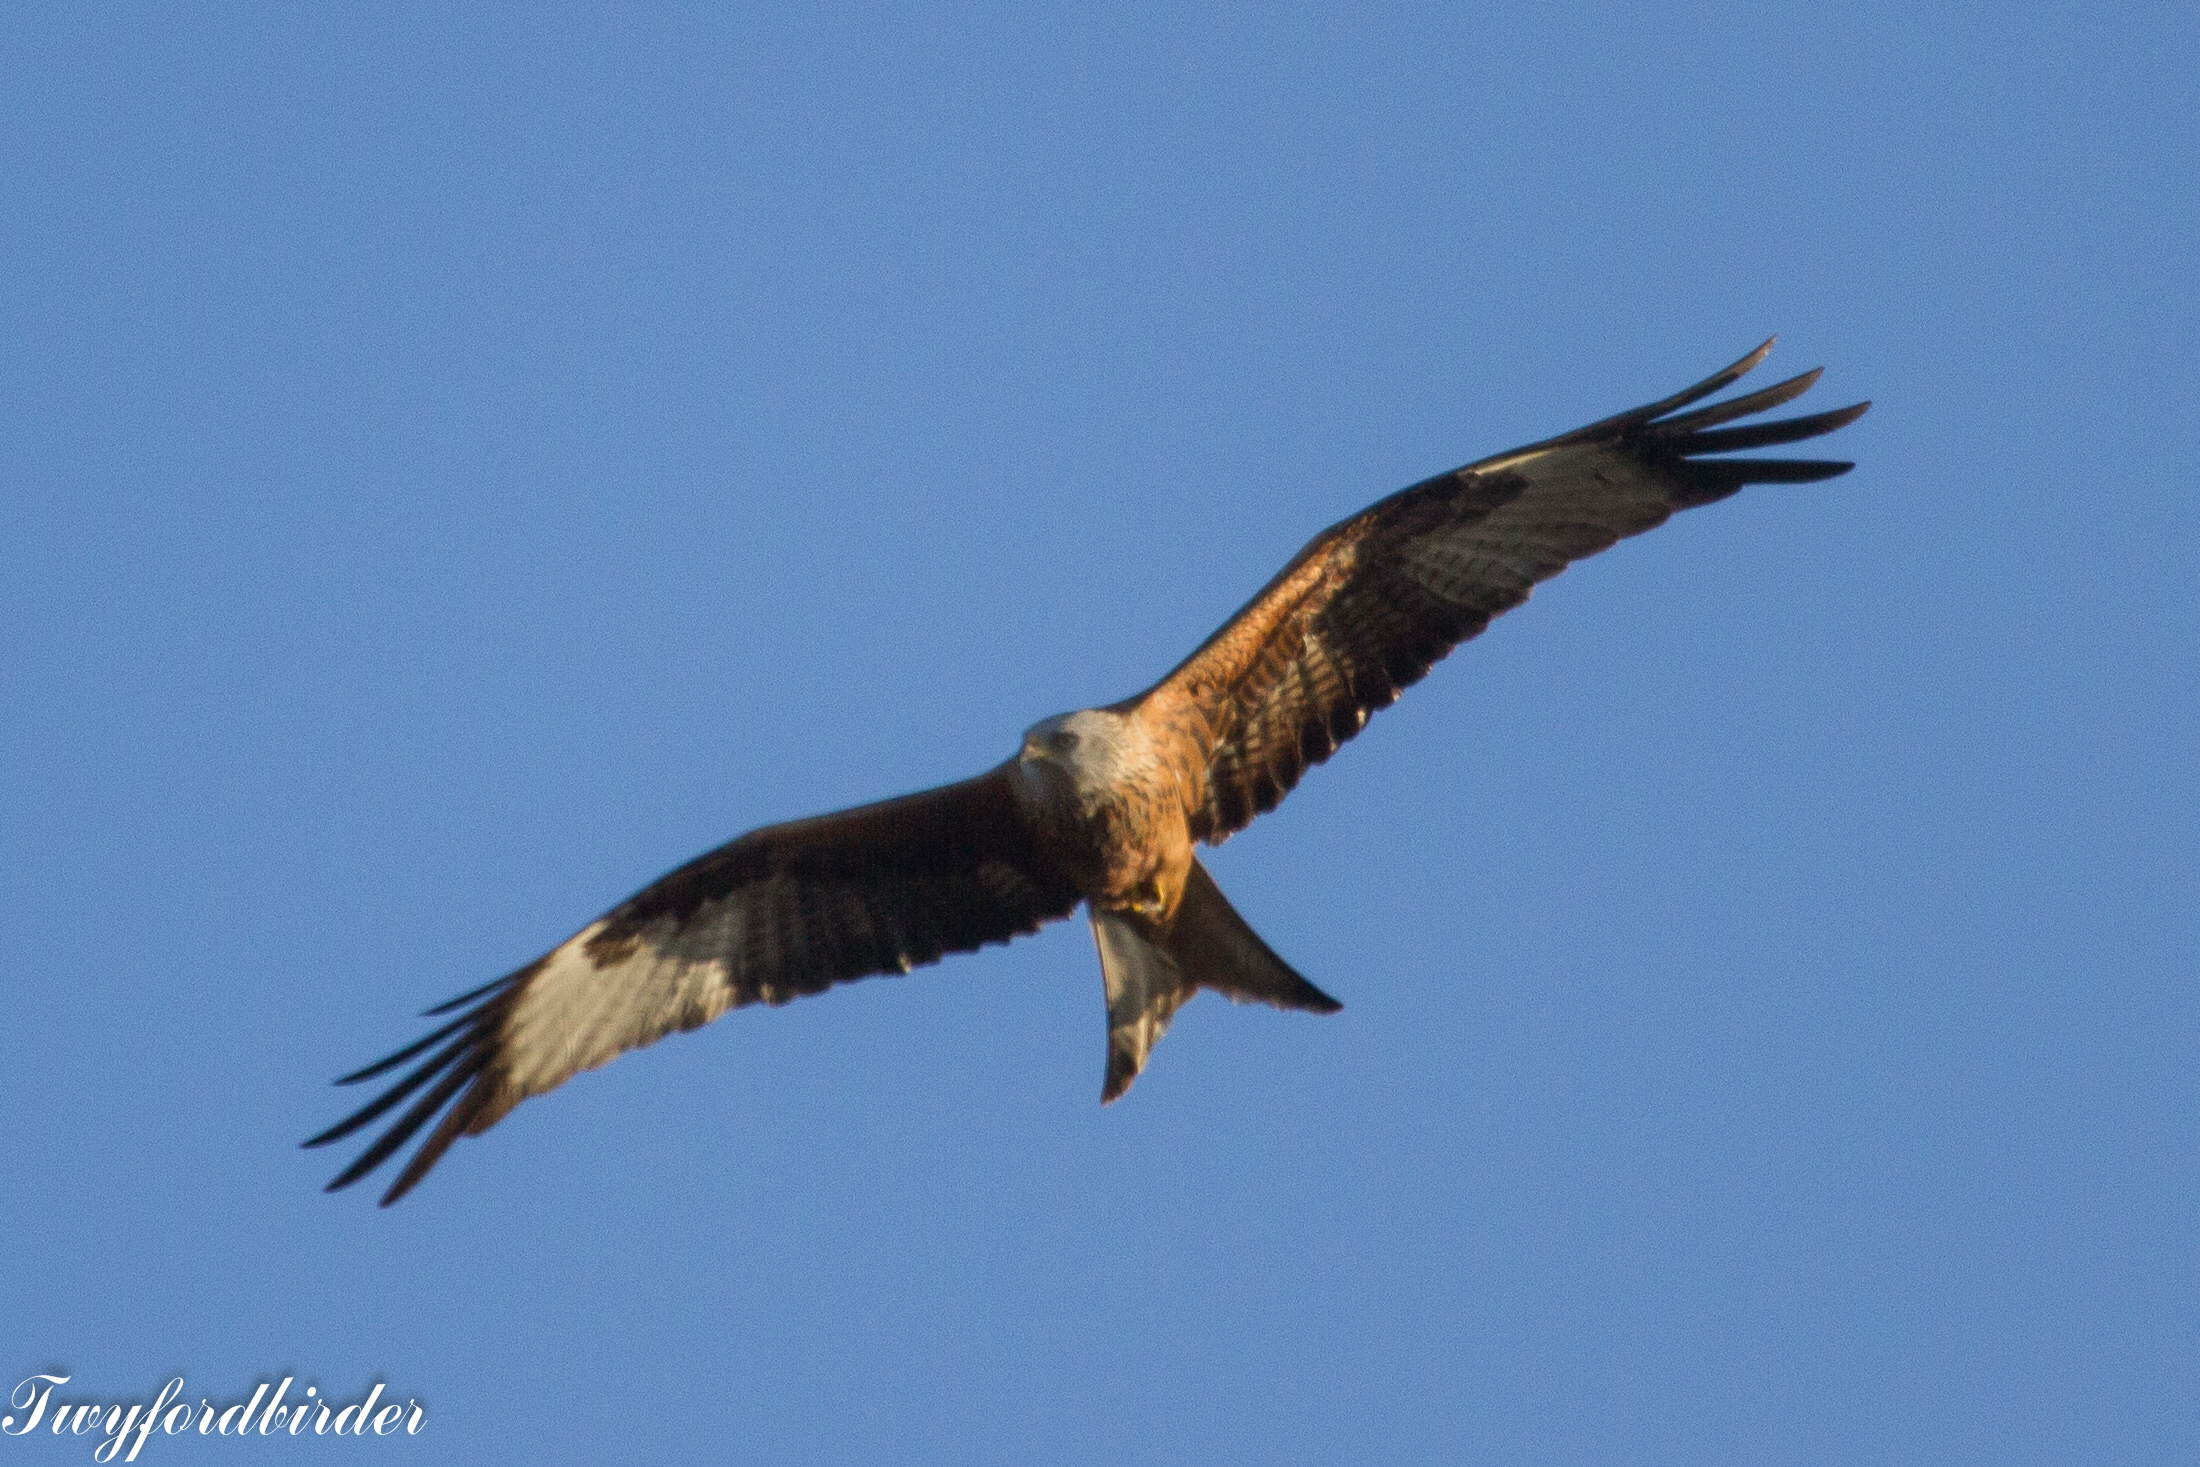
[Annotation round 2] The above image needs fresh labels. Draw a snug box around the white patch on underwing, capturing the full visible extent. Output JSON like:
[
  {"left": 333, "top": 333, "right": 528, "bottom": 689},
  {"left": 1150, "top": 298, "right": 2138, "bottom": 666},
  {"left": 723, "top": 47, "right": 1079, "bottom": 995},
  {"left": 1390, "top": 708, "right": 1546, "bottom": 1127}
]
[{"left": 497, "top": 917, "right": 737, "bottom": 1098}]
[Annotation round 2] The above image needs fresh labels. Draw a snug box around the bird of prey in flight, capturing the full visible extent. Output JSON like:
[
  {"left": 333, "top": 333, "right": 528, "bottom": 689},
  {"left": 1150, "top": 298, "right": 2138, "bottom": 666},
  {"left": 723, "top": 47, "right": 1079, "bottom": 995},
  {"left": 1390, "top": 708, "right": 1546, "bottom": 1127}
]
[{"left": 309, "top": 339, "right": 1866, "bottom": 1203}]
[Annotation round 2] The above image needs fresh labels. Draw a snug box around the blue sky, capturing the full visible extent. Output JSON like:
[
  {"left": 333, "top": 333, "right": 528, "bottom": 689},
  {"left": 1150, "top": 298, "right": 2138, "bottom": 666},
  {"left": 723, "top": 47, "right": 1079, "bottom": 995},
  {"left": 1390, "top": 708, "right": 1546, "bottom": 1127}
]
[{"left": 4, "top": 3, "right": 2193, "bottom": 1463}]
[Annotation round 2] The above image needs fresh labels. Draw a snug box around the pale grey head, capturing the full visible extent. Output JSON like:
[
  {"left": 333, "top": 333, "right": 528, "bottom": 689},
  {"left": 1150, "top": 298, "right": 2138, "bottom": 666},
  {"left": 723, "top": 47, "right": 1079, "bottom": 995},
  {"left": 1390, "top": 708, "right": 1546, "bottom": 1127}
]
[{"left": 1016, "top": 708, "right": 1156, "bottom": 803}]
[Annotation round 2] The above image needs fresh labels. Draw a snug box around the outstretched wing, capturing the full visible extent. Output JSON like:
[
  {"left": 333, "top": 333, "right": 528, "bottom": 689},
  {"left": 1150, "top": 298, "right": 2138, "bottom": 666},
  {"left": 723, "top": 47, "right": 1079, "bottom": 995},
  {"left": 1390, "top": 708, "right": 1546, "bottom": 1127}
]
[
  {"left": 306, "top": 764, "right": 1079, "bottom": 1204},
  {"left": 1141, "top": 340, "right": 1868, "bottom": 842}
]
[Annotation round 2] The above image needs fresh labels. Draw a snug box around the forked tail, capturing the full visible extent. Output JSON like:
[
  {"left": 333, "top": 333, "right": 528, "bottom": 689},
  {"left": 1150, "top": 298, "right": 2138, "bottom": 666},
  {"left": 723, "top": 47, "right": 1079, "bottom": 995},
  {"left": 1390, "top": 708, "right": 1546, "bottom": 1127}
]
[{"left": 1089, "top": 858, "right": 1340, "bottom": 1102}]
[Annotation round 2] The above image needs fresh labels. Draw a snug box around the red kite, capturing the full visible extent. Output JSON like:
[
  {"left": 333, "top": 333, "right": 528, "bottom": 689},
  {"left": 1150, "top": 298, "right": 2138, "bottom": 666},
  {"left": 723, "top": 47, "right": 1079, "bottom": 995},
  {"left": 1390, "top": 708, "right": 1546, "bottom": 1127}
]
[{"left": 310, "top": 340, "right": 1866, "bottom": 1203}]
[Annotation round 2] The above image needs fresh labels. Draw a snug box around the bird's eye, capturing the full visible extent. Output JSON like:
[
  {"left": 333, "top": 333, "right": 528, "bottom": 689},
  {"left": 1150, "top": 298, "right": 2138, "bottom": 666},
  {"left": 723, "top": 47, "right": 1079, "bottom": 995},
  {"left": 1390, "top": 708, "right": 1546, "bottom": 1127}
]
[{"left": 1054, "top": 730, "right": 1079, "bottom": 752}]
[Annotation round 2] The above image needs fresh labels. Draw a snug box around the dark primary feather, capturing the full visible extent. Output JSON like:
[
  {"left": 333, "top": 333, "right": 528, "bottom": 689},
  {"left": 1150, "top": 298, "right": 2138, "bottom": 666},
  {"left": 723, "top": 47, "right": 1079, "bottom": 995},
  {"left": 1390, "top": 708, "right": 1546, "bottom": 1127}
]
[
  {"left": 306, "top": 766, "right": 1081, "bottom": 1204},
  {"left": 1151, "top": 340, "right": 1868, "bottom": 841}
]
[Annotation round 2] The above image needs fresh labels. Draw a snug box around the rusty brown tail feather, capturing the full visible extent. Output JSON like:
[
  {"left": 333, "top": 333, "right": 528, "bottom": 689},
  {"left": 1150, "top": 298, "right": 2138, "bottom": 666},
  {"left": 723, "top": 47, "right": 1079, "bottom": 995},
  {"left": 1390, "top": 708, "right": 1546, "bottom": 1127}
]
[{"left": 1092, "top": 859, "right": 1340, "bottom": 1103}]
